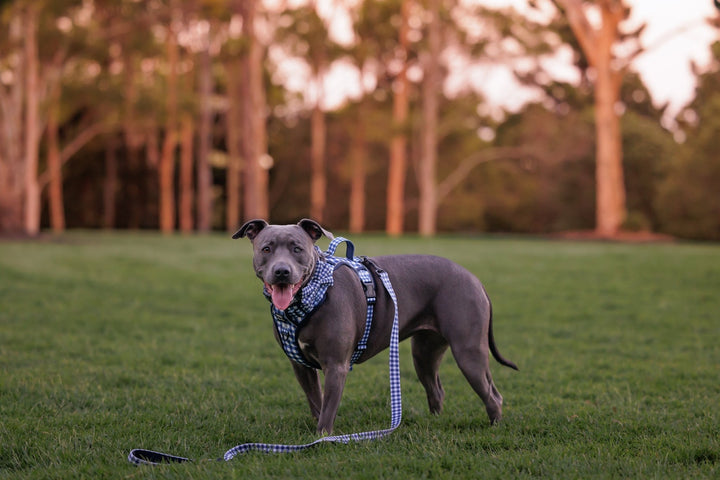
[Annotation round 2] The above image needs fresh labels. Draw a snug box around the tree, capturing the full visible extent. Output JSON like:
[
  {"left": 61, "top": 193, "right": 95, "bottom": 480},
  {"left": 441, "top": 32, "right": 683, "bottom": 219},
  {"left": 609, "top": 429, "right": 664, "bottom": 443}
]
[
  {"left": 23, "top": 4, "right": 41, "bottom": 236},
  {"left": 347, "top": 0, "right": 408, "bottom": 232},
  {"left": 348, "top": 99, "right": 369, "bottom": 233},
  {"left": 656, "top": 40, "right": 720, "bottom": 240},
  {"left": 386, "top": 0, "right": 411, "bottom": 236},
  {"left": 276, "top": 3, "right": 337, "bottom": 223},
  {"left": 0, "top": 3, "right": 42, "bottom": 235},
  {"left": 46, "top": 82, "right": 64, "bottom": 232},
  {"left": 549, "top": 0, "right": 641, "bottom": 236},
  {"left": 195, "top": 14, "right": 215, "bottom": 233},
  {"left": 1, "top": 0, "right": 104, "bottom": 235},
  {"left": 414, "top": 0, "right": 554, "bottom": 235},
  {"left": 239, "top": 0, "right": 269, "bottom": 221},
  {"left": 225, "top": 43, "right": 243, "bottom": 231},
  {"left": 219, "top": 0, "right": 269, "bottom": 227},
  {"left": 418, "top": 0, "right": 441, "bottom": 236},
  {"left": 179, "top": 113, "right": 194, "bottom": 233},
  {"left": 158, "top": 1, "right": 181, "bottom": 234}
]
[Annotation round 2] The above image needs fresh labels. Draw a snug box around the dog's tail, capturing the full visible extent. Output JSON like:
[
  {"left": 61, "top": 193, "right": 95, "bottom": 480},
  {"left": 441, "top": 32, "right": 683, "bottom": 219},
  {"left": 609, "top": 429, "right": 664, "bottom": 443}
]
[{"left": 487, "top": 293, "right": 519, "bottom": 371}]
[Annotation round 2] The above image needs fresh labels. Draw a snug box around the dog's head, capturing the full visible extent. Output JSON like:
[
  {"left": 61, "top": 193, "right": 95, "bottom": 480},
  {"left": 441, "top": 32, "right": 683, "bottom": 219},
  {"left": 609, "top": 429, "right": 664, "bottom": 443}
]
[{"left": 232, "top": 219, "right": 333, "bottom": 310}]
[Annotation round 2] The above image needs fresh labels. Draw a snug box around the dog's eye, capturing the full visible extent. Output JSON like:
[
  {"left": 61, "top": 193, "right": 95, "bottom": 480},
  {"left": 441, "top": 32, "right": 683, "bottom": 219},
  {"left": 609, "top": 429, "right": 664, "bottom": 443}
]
[
  {"left": 261, "top": 246, "right": 271, "bottom": 253},
  {"left": 293, "top": 246, "right": 303, "bottom": 254}
]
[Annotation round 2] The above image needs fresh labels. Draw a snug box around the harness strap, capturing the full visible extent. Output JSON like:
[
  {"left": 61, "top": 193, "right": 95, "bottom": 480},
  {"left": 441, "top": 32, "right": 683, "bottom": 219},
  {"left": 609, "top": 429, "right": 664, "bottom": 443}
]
[
  {"left": 325, "top": 237, "right": 376, "bottom": 367},
  {"left": 269, "top": 237, "right": 374, "bottom": 370},
  {"left": 128, "top": 247, "right": 402, "bottom": 466}
]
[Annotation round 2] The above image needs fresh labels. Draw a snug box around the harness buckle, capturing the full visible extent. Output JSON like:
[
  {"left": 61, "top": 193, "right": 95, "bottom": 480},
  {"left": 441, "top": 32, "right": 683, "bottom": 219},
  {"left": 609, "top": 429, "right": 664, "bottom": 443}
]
[{"left": 362, "top": 280, "right": 376, "bottom": 301}]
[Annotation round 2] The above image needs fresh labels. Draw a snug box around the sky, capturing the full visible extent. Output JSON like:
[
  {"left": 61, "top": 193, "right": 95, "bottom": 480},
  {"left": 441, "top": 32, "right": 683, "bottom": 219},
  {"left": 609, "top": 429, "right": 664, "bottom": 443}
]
[
  {"left": 311, "top": 0, "right": 719, "bottom": 128},
  {"left": 626, "top": 0, "right": 717, "bottom": 122}
]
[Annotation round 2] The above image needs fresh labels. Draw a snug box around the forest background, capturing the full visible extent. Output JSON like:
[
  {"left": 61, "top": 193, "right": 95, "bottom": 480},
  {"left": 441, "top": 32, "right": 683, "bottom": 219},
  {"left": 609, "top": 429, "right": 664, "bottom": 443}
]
[{"left": 1, "top": 0, "right": 719, "bottom": 240}]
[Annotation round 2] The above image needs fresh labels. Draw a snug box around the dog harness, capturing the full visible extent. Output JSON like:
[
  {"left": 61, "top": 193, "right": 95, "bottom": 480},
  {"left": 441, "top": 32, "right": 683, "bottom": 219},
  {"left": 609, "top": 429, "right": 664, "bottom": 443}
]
[{"left": 265, "top": 237, "right": 377, "bottom": 369}]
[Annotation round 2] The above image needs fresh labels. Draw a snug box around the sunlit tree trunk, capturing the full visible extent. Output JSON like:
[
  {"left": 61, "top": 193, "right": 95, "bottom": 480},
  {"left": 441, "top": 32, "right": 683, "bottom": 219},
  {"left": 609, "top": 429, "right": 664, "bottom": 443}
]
[
  {"left": 226, "top": 57, "right": 242, "bottom": 231},
  {"left": 308, "top": 8, "right": 328, "bottom": 223},
  {"left": 23, "top": 5, "right": 41, "bottom": 236},
  {"left": 179, "top": 114, "right": 194, "bottom": 232},
  {"left": 159, "top": 13, "right": 179, "bottom": 233},
  {"left": 418, "top": 0, "right": 441, "bottom": 236},
  {"left": 103, "top": 139, "right": 118, "bottom": 229},
  {"left": 46, "top": 86, "right": 65, "bottom": 232},
  {"left": 146, "top": 121, "right": 160, "bottom": 227},
  {"left": 123, "top": 55, "right": 143, "bottom": 230},
  {"left": 310, "top": 89, "right": 327, "bottom": 222},
  {"left": 0, "top": 10, "right": 24, "bottom": 233},
  {"left": 593, "top": 4, "right": 626, "bottom": 235},
  {"left": 196, "top": 43, "right": 213, "bottom": 232},
  {"left": 556, "top": 0, "right": 627, "bottom": 235},
  {"left": 241, "top": 0, "right": 269, "bottom": 221},
  {"left": 386, "top": 0, "right": 410, "bottom": 236},
  {"left": 349, "top": 99, "right": 368, "bottom": 233}
]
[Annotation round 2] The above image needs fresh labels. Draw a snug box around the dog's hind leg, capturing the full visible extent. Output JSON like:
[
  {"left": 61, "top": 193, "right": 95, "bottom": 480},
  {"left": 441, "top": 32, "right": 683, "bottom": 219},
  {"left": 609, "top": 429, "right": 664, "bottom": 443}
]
[
  {"left": 451, "top": 342, "right": 504, "bottom": 424},
  {"left": 411, "top": 330, "right": 449, "bottom": 415}
]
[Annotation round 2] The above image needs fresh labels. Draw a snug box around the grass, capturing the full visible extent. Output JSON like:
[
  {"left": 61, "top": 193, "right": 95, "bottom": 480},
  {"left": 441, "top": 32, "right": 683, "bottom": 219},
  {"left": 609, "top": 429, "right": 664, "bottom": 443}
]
[{"left": 1, "top": 231, "right": 719, "bottom": 479}]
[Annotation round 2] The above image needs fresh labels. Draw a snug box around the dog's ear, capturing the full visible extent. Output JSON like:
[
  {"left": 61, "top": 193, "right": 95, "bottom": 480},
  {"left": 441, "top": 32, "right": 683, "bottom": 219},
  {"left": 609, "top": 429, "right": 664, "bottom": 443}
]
[
  {"left": 298, "top": 218, "right": 334, "bottom": 242},
  {"left": 232, "top": 219, "right": 268, "bottom": 241}
]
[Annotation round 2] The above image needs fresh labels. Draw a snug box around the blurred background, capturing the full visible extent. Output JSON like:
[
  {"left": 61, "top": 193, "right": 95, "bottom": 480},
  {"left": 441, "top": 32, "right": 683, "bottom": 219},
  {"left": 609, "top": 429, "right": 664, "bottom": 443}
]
[{"left": 1, "top": 0, "right": 718, "bottom": 239}]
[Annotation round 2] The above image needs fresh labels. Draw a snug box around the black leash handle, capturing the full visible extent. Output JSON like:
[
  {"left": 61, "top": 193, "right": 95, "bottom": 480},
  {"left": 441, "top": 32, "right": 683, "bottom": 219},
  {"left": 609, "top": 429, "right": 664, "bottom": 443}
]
[{"left": 128, "top": 449, "right": 192, "bottom": 465}]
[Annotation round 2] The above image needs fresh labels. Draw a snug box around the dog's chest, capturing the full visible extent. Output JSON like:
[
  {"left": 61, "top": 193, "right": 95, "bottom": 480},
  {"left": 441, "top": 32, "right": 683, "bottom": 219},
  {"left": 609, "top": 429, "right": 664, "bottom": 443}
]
[{"left": 265, "top": 242, "right": 377, "bottom": 370}]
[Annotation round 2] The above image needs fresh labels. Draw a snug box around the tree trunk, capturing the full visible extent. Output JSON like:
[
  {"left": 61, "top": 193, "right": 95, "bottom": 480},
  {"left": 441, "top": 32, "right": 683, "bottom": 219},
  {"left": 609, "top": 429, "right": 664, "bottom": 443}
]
[
  {"left": 23, "top": 6, "right": 41, "bottom": 236},
  {"left": 46, "top": 88, "right": 65, "bottom": 232},
  {"left": 310, "top": 36, "right": 328, "bottom": 223},
  {"left": 349, "top": 99, "right": 368, "bottom": 233},
  {"left": 103, "top": 139, "right": 118, "bottom": 229},
  {"left": 594, "top": 5, "right": 626, "bottom": 236},
  {"left": 146, "top": 122, "right": 160, "bottom": 227},
  {"left": 310, "top": 102, "right": 327, "bottom": 222},
  {"left": 556, "top": 0, "right": 627, "bottom": 236},
  {"left": 226, "top": 57, "right": 242, "bottom": 231},
  {"left": 196, "top": 44, "right": 214, "bottom": 232},
  {"left": 123, "top": 54, "right": 143, "bottom": 230},
  {"left": 0, "top": 13, "right": 20, "bottom": 232},
  {"left": 594, "top": 69, "right": 625, "bottom": 235},
  {"left": 240, "top": 0, "right": 269, "bottom": 221},
  {"left": 386, "top": 0, "right": 410, "bottom": 236},
  {"left": 159, "top": 17, "right": 179, "bottom": 234},
  {"left": 159, "top": 136, "right": 177, "bottom": 233},
  {"left": 418, "top": 0, "right": 440, "bottom": 236},
  {"left": 179, "top": 114, "right": 194, "bottom": 232}
]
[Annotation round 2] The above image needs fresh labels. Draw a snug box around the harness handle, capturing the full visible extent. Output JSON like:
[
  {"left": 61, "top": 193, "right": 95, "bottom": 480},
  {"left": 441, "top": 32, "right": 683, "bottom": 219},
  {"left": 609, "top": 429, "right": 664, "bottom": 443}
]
[{"left": 326, "top": 237, "right": 355, "bottom": 260}]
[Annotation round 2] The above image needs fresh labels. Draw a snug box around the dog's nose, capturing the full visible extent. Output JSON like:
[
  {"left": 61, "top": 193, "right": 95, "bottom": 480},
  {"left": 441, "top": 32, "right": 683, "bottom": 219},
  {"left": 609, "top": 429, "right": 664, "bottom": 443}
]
[{"left": 273, "top": 264, "right": 291, "bottom": 280}]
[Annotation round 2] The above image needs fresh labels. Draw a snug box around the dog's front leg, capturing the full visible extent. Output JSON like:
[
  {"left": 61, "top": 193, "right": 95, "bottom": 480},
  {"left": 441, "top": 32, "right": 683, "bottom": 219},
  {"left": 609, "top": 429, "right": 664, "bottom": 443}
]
[
  {"left": 316, "top": 363, "right": 349, "bottom": 435},
  {"left": 291, "top": 362, "right": 322, "bottom": 421}
]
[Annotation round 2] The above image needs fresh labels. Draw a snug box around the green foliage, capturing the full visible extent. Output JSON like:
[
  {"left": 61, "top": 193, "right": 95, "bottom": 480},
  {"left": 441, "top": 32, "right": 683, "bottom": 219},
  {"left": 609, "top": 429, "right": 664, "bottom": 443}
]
[
  {"left": 1, "top": 233, "right": 719, "bottom": 478},
  {"left": 621, "top": 110, "right": 680, "bottom": 231},
  {"left": 657, "top": 42, "right": 720, "bottom": 240},
  {"left": 488, "top": 103, "right": 595, "bottom": 232},
  {"left": 2, "top": 0, "right": 718, "bottom": 239}
]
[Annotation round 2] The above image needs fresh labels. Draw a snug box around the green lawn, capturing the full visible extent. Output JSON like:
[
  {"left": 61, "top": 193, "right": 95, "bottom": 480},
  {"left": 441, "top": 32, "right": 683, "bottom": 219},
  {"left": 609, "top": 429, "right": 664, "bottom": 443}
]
[{"left": 1, "top": 232, "right": 719, "bottom": 478}]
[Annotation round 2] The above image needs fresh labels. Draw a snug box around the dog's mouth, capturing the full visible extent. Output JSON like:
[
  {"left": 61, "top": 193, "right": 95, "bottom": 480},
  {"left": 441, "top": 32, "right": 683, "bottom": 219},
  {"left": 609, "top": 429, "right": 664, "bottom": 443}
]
[{"left": 265, "top": 282, "right": 302, "bottom": 311}]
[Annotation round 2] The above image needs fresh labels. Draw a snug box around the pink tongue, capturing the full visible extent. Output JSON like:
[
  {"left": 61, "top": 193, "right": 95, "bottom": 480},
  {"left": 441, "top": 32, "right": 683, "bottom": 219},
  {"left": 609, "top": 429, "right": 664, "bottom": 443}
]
[{"left": 271, "top": 284, "right": 295, "bottom": 311}]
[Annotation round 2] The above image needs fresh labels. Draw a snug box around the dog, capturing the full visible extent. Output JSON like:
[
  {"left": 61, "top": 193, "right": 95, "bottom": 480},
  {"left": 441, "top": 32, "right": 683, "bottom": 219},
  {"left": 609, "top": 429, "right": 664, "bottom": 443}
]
[{"left": 233, "top": 218, "right": 517, "bottom": 434}]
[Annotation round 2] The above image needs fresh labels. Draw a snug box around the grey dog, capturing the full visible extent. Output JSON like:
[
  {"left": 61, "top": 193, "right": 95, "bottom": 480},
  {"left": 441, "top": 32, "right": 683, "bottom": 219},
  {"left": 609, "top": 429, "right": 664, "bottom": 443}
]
[{"left": 233, "top": 218, "right": 517, "bottom": 435}]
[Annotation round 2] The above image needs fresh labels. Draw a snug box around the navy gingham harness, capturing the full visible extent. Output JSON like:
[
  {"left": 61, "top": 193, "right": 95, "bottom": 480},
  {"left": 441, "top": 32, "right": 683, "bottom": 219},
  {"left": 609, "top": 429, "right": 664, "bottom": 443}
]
[
  {"left": 128, "top": 237, "right": 401, "bottom": 465},
  {"left": 266, "top": 237, "right": 377, "bottom": 369}
]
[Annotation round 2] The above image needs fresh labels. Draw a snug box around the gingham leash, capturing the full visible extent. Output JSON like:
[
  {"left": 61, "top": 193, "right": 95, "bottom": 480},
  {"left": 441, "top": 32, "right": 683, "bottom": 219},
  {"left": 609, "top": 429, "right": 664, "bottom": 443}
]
[{"left": 128, "top": 257, "right": 401, "bottom": 465}]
